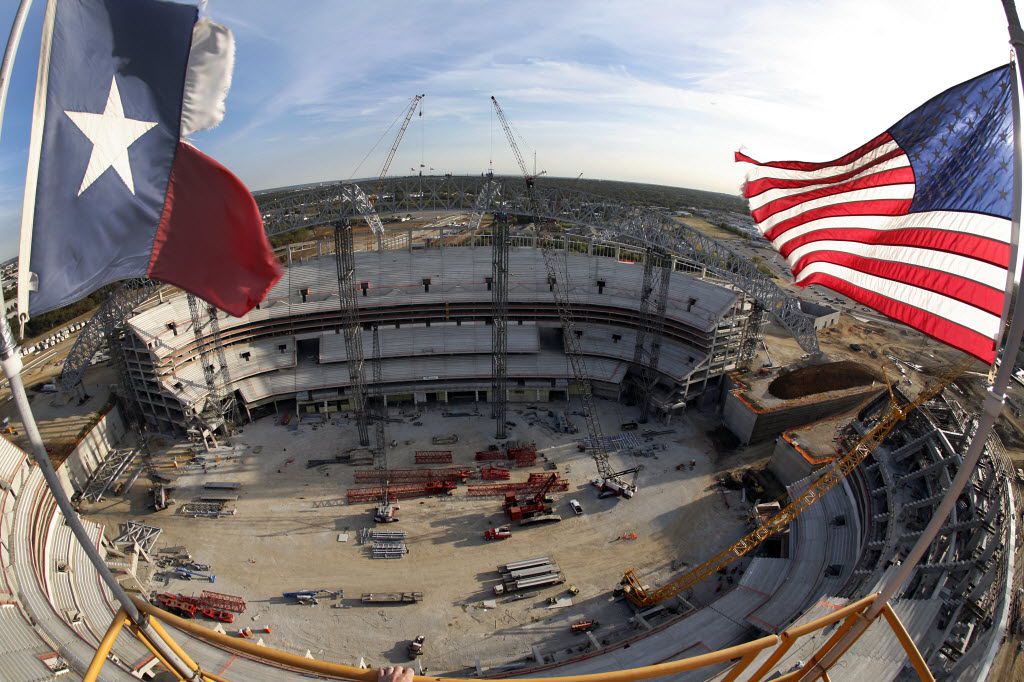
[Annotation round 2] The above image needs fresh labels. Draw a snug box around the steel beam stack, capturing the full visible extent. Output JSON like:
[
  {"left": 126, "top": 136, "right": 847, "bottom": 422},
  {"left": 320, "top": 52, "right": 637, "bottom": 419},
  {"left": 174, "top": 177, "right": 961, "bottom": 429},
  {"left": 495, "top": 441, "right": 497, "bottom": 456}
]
[
  {"left": 414, "top": 450, "right": 453, "bottom": 464},
  {"left": 345, "top": 481, "right": 456, "bottom": 503},
  {"left": 334, "top": 221, "right": 370, "bottom": 446},
  {"left": 491, "top": 214, "right": 510, "bottom": 439},
  {"left": 371, "top": 542, "right": 408, "bottom": 559},
  {"left": 353, "top": 468, "right": 471, "bottom": 483}
]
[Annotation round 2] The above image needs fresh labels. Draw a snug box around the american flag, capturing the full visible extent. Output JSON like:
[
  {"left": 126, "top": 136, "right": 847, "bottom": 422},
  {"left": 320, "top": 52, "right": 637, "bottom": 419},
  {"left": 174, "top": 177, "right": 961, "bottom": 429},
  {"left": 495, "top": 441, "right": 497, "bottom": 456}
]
[{"left": 737, "top": 65, "right": 1015, "bottom": 363}]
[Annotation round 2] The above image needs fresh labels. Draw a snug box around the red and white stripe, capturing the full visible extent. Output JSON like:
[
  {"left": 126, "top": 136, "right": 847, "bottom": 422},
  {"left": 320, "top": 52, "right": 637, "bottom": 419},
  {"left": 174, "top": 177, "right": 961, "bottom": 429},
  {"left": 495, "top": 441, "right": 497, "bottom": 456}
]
[{"left": 737, "top": 133, "right": 1010, "bottom": 363}]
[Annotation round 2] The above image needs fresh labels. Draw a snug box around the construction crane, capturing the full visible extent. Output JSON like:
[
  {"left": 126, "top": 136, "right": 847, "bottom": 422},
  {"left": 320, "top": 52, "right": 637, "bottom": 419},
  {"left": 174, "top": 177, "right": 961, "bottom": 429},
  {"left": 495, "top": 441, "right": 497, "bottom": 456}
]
[
  {"left": 185, "top": 293, "right": 238, "bottom": 438},
  {"left": 370, "top": 325, "right": 398, "bottom": 523},
  {"left": 621, "top": 358, "right": 972, "bottom": 607},
  {"left": 344, "top": 94, "right": 424, "bottom": 251},
  {"left": 503, "top": 472, "right": 561, "bottom": 526},
  {"left": 490, "top": 95, "right": 638, "bottom": 498}
]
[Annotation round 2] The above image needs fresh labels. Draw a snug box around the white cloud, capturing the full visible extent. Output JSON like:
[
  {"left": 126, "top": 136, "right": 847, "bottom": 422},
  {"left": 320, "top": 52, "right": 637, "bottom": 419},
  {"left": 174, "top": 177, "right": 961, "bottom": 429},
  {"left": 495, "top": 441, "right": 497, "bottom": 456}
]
[{"left": 0, "top": 0, "right": 1016, "bottom": 260}]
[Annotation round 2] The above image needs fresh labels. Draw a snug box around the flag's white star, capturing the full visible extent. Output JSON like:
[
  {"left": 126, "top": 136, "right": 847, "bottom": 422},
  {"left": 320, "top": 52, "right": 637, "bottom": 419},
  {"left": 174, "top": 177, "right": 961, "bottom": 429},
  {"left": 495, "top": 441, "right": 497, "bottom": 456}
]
[{"left": 65, "top": 76, "right": 158, "bottom": 196}]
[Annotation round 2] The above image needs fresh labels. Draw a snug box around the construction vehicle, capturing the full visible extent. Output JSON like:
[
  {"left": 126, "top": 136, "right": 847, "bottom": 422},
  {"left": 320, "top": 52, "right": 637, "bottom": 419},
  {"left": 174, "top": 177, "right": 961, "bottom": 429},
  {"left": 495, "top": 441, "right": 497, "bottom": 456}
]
[
  {"left": 283, "top": 588, "right": 341, "bottom": 606},
  {"left": 493, "top": 572, "right": 564, "bottom": 595},
  {"left": 571, "top": 619, "right": 599, "bottom": 634},
  {"left": 591, "top": 466, "right": 641, "bottom": 498},
  {"left": 407, "top": 635, "right": 425, "bottom": 658},
  {"left": 620, "top": 359, "right": 971, "bottom": 607},
  {"left": 360, "top": 592, "right": 423, "bottom": 604},
  {"left": 491, "top": 95, "right": 641, "bottom": 498},
  {"left": 484, "top": 525, "right": 512, "bottom": 541},
  {"left": 174, "top": 567, "right": 215, "bottom": 583},
  {"left": 502, "top": 472, "right": 561, "bottom": 524},
  {"left": 374, "top": 496, "right": 400, "bottom": 523}
]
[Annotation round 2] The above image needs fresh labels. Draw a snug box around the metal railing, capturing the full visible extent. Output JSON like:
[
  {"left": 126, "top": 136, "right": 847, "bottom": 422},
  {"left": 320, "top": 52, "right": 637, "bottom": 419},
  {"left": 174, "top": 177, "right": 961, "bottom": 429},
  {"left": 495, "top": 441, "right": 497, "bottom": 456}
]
[{"left": 81, "top": 593, "right": 934, "bottom": 682}]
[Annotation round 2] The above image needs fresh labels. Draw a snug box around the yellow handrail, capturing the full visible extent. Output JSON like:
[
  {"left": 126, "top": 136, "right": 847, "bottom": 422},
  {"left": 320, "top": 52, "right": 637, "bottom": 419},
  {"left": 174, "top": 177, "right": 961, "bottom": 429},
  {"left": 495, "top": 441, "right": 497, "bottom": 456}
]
[{"left": 81, "top": 591, "right": 935, "bottom": 682}]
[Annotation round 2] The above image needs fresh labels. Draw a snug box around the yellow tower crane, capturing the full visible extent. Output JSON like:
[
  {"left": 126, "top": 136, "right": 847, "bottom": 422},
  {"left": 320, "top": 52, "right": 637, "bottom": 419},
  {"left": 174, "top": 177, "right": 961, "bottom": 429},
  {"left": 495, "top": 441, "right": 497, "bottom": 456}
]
[{"left": 621, "top": 358, "right": 973, "bottom": 608}]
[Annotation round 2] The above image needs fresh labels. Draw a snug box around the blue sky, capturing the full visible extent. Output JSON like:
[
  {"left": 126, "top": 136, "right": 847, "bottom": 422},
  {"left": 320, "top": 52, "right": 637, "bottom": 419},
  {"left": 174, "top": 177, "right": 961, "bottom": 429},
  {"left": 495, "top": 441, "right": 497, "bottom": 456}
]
[{"left": 0, "top": 0, "right": 1014, "bottom": 261}]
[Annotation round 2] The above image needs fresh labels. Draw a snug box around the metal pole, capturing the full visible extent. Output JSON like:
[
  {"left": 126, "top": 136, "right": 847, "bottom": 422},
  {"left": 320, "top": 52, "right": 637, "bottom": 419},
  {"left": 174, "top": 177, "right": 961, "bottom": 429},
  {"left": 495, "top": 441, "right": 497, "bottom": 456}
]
[
  {"left": 0, "top": 3, "right": 199, "bottom": 678},
  {"left": 797, "top": 7, "right": 1024, "bottom": 677}
]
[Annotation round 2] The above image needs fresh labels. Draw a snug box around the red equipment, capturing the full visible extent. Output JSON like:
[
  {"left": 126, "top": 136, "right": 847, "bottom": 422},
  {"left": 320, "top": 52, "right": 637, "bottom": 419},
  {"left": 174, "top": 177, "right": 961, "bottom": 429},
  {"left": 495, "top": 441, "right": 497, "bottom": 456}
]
[
  {"left": 503, "top": 473, "right": 559, "bottom": 521},
  {"left": 199, "top": 607, "right": 235, "bottom": 623},
  {"left": 467, "top": 473, "right": 568, "bottom": 497},
  {"left": 200, "top": 590, "right": 246, "bottom": 614},
  {"left": 484, "top": 525, "right": 512, "bottom": 541},
  {"left": 346, "top": 480, "right": 456, "bottom": 503},
  {"left": 571, "top": 619, "right": 599, "bottom": 633},
  {"left": 354, "top": 468, "right": 470, "bottom": 483},
  {"left": 156, "top": 594, "right": 197, "bottom": 619},
  {"left": 415, "top": 450, "right": 453, "bottom": 464},
  {"left": 480, "top": 466, "right": 511, "bottom": 480},
  {"left": 474, "top": 449, "right": 505, "bottom": 462}
]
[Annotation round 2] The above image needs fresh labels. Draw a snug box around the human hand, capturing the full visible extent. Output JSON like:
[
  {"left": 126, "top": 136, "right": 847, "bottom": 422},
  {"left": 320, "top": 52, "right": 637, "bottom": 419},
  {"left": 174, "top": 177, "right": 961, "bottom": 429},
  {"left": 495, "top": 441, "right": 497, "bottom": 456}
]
[{"left": 379, "top": 665, "right": 414, "bottom": 682}]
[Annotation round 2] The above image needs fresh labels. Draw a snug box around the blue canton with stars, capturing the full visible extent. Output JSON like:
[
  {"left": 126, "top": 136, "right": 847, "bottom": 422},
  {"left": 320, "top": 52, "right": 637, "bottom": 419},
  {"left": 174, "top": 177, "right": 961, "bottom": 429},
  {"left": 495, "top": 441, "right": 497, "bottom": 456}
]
[
  {"left": 888, "top": 65, "right": 1015, "bottom": 220},
  {"left": 27, "top": 0, "right": 195, "bottom": 315}
]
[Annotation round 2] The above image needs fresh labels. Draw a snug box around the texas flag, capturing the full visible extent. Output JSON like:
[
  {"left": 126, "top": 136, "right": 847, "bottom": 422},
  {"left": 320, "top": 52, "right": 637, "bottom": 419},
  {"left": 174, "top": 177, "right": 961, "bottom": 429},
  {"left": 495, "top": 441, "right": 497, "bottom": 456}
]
[{"left": 16, "top": 0, "right": 281, "bottom": 319}]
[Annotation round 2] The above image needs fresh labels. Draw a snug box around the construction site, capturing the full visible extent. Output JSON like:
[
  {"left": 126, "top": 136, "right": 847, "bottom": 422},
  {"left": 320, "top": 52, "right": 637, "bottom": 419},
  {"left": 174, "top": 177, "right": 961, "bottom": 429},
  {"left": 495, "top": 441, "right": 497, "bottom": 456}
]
[{"left": 0, "top": 93, "right": 1020, "bottom": 682}]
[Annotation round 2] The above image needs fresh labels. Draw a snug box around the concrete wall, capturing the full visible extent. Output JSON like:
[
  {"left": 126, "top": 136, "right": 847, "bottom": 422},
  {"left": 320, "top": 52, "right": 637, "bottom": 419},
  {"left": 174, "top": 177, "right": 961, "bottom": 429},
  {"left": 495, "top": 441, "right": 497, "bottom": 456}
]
[
  {"left": 769, "top": 437, "right": 818, "bottom": 486},
  {"left": 63, "top": 405, "right": 127, "bottom": 495},
  {"left": 723, "top": 385, "right": 883, "bottom": 445},
  {"left": 799, "top": 300, "right": 841, "bottom": 330}
]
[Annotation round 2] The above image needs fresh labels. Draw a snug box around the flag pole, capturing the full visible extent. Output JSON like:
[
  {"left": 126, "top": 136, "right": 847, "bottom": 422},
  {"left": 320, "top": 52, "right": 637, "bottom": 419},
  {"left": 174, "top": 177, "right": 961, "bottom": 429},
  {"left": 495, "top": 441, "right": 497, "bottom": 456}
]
[
  {"left": 796, "top": 5, "right": 1024, "bottom": 679},
  {"left": 0, "top": 3, "right": 200, "bottom": 679}
]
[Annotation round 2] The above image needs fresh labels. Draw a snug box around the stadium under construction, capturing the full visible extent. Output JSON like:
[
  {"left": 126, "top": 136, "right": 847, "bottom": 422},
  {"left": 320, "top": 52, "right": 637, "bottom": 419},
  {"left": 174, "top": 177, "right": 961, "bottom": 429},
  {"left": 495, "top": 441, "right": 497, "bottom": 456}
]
[{"left": 0, "top": 169, "right": 1015, "bottom": 682}]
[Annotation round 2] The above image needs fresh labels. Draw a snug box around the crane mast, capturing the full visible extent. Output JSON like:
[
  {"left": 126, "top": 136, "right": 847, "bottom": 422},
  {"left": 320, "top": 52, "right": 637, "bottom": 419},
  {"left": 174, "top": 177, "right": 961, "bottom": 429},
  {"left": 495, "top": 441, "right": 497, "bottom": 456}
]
[
  {"left": 621, "top": 359, "right": 971, "bottom": 607},
  {"left": 490, "top": 96, "right": 625, "bottom": 491},
  {"left": 375, "top": 94, "right": 425, "bottom": 191},
  {"left": 345, "top": 94, "right": 425, "bottom": 251}
]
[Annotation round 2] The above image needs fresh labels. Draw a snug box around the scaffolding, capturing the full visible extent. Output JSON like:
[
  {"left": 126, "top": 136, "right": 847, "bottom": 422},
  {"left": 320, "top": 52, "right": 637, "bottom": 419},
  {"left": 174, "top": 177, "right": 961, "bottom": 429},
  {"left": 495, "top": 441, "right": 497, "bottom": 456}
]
[{"left": 334, "top": 221, "right": 370, "bottom": 446}]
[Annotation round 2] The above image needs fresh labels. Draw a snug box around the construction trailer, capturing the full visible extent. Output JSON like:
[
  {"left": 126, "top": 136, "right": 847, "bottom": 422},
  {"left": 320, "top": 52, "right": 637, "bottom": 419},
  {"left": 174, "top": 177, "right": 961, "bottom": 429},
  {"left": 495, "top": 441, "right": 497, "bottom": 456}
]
[
  {"left": 506, "top": 564, "right": 559, "bottom": 580},
  {"left": 500, "top": 556, "right": 552, "bottom": 572},
  {"left": 360, "top": 592, "right": 423, "bottom": 604},
  {"left": 493, "top": 572, "right": 564, "bottom": 595}
]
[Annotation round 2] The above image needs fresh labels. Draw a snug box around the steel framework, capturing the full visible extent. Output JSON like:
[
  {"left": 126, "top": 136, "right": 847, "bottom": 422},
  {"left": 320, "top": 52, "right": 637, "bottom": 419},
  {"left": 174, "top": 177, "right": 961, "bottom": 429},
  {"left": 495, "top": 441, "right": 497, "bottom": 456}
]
[
  {"left": 334, "top": 221, "right": 370, "bottom": 446},
  {"left": 622, "top": 359, "right": 971, "bottom": 607},
  {"left": 738, "top": 302, "right": 766, "bottom": 368},
  {"left": 631, "top": 247, "right": 672, "bottom": 422},
  {"left": 255, "top": 175, "right": 818, "bottom": 353},
  {"left": 186, "top": 294, "right": 236, "bottom": 433},
  {"left": 59, "top": 278, "right": 160, "bottom": 393},
  {"left": 490, "top": 213, "right": 510, "bottom": 439},
  {"left": 371, "top": 325, "right": 388, "bottom": 489}
]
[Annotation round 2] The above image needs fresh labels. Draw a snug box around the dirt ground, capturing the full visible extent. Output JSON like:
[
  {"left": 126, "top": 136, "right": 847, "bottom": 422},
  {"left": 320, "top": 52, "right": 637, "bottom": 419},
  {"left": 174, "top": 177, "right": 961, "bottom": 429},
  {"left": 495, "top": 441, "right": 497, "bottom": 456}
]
[
  {"left": 84, "top": 399, "right": 754, "bottom": 673},
  {"left": 767, "top": 360, "right": 879, "bottom": 400}
]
